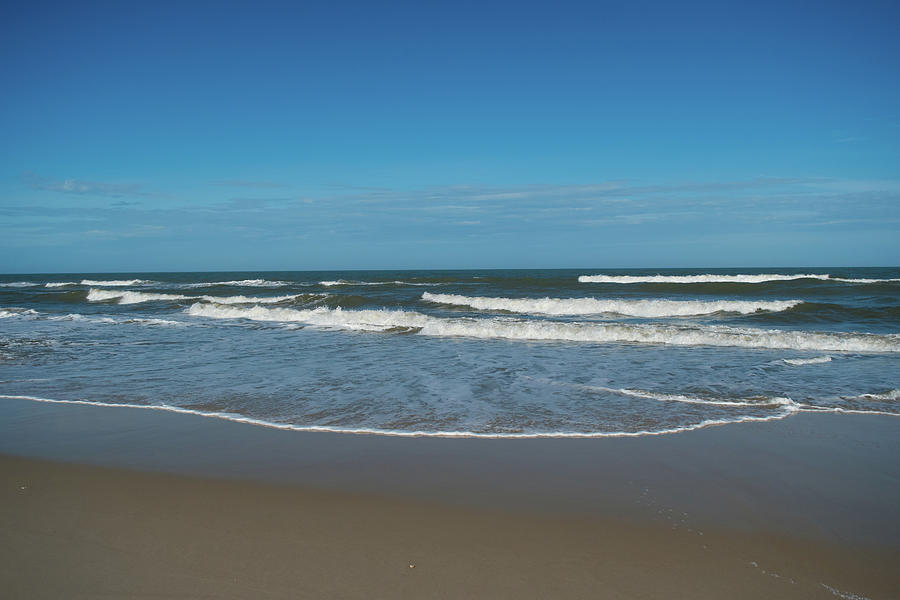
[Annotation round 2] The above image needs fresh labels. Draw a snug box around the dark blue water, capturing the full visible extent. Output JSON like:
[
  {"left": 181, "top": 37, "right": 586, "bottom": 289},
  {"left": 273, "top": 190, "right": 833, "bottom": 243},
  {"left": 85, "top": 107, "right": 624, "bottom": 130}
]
[{"left": 1, "top": 268, "right": 898, "bottom": 436}]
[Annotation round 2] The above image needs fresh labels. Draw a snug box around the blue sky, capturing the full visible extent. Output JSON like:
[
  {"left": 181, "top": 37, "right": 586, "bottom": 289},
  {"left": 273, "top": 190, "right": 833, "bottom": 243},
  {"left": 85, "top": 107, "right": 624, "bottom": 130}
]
[{"left": 1, "top": 0, "right": 898, "bottom": 272}]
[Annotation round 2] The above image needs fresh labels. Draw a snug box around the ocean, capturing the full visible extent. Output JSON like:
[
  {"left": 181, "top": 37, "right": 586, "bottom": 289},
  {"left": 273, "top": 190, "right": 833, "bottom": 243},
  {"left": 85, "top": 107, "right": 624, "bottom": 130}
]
[{"left": 1, "top": 268, "right": 898, "bottom": 437}]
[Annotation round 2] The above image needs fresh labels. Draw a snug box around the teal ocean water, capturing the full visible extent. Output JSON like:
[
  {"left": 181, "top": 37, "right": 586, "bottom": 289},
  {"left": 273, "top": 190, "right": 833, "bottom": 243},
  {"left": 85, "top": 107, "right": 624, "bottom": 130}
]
[{"left": 1, "top": 268, "right": 898, "bottom": 437}]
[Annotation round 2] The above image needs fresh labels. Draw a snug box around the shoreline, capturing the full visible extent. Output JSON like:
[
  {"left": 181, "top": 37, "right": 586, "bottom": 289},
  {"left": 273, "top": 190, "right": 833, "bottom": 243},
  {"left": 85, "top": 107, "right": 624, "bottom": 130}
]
[
  {"left": 1, "top": 395, "right": 899, "bottom": 541},
  {"left": 0, "top": 392, "right": 804, "bottom": 438},
  {"left": 1, "top": 395, "right": 898, "bottom": 598}
]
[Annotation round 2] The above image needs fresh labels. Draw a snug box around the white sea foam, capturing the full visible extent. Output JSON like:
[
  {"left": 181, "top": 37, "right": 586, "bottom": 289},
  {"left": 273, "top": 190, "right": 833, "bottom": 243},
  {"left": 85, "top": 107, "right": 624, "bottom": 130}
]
[
  {"left": 45, "top": 282, "right": 77, "bottom": 287},
  {"left": 185, "top": 303, "right": 900, "bottom": 352},
  {"left": 120, "top": 317, "right": 185, "bottom": 326},
  {"left": 857, "top": 389, "right": 900, "bottom": 401},
  {"left": 87, "top": 288, "right": 308, "bottom": 305},
  {"left": 783, "top": 355, "right": 832, "bottom": 365},
  {"left": 0, "top": 281, "right": 39, "bottom": 288},
  {"left": 585, "top": 385, "right": 798, "bottom": 409},
  {"left": 41, "top": 312, "right": 184, "bottom": 326},
  {"left": 422, "top": 292, "right": 801, "bottom": 317},
  {"left": 796, "top": 405, "right": 900, "bottom": 417},
  {"left": 80, "top": 279, "right": 152, "bottom": 286},
  {"left": 578, "top": 273, "right": 900, "bottom": 284},
  {"left": 821, "top": 584, "right": 872, "bottom": 600},
  {"left": 831, "top": 277, "right": 900, "bottom": 283},
  {"left": 0, "top": 393, "right": 798, "bottom": 438},
  {"left": 47, "top": 314, "right": 116, "bottom": 323}
]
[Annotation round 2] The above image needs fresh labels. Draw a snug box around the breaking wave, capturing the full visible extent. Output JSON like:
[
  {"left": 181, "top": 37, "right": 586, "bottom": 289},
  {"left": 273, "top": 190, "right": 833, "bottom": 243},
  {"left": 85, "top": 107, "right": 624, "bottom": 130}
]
[
  {"left": 422, "top": 292, "right": 802, "bottom": 317},
  {"left": 185, "top": 303, "right": 900, "bottom": 352},
  {"left": 80, "top": 279, "right": 153, "bottom": 286},
  {"left": 320, "top": 280, "right": 439, "bottom": 287},
  {"left": 87, "top": 289, "right": 189, "bottom": 304},
  {"left": 87, "top": 289, "right": 311, "bottom": 305},
  {"left": 578, "top": 273, "right": 900, "bottom": 284},
  {"left": 185, "top": 279, "right": 291, "bottom": 288}
]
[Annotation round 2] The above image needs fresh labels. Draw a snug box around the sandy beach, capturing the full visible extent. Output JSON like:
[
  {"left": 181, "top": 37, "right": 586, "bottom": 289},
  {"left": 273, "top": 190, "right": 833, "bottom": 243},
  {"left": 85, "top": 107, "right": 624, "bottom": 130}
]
[
  {"left": 1, "top": 397, "right": 898, "bottom": 599},
  {"left": 4, "top": 0, "right": 899, "bottom": 595}
]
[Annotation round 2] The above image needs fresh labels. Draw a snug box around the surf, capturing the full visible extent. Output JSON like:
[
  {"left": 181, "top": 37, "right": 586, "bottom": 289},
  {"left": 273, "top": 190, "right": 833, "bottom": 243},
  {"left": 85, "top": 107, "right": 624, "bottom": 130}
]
[
  {"left": 185, "top": 302, "right": 900, "bottom": 352},
  {"left": 422, "top": 292, "right": 802, "bottom": 317}
]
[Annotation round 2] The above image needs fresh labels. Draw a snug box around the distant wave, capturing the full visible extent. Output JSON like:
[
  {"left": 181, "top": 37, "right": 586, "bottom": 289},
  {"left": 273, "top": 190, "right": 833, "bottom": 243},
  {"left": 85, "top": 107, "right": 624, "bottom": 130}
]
[
  {"left": 783, "top": 355, "right": 832, "bottom": 365},
  {"left": 422, "top": 292, "right": 802, "bottom": 317},
  {"left": 16, "top": 279, "right": 291, "bottom": 289},
  {"left": 320, "top": 280, "right": 439, "bottom": 287},
  {"left": 578, "top": 273, "right": 900, "bottom": 284},
  {"left": 80, "top": 279, "right": 153, "bottom": 286},
  {"left": 87, "top": 288, "right": 312, "bottom": 305},
  {"left": 185, "top": 279, "right": 291, "bottom": 288},
  {"left": 185, "top": 303, "right": 900, "bottom": 352}
]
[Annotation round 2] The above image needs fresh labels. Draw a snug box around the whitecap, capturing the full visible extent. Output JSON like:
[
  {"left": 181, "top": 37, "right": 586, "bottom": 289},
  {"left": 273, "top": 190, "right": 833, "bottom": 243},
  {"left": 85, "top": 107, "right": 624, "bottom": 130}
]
[
  {"left": 80, "top": 279, "right": 153, "bottom": 286},
  {"left": 185, "top": 279, "right": 291, "bottom": 288},
  {"left": 579, "top": 273, "right": 900, "bottom": 284},
  {"left": 422, "top": 292, "right": 802, "bottom": 317},
  {"left": 201, "top": 294, "right": 309, "bottom": 305},
  {"left": 87, "top": 289, "right": 190, "bottom": 304},
  {"left": 320, "top": 280, "right": 438, "bottom": 287},
  {"left": 578, "top": 273, "right": 834, "bottom": 284},
  {"left": 87, "top": 288, "right": 310, "bottom": 305}
]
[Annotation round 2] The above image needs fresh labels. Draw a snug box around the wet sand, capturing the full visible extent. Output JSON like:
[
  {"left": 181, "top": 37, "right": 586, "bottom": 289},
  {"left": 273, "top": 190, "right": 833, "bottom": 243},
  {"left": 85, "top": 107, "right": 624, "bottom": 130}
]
[{"left": 1, "top": 397, "right": 898, "bottom": 598}]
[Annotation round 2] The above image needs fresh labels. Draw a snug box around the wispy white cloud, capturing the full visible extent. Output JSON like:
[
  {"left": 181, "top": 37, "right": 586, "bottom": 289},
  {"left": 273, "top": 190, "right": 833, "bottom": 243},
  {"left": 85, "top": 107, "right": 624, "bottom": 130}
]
[
  {"left": 3, "top": 176, "right": 898, "bottom": 260},
  {"left": 22, "top": 172, "right": 151, "bottom": 198},
  {"left": 83, "top": 225, "right": 167, "bottom": 240},
  {"left": 212, "top": 180, "right": 289, "bottom": 189}
]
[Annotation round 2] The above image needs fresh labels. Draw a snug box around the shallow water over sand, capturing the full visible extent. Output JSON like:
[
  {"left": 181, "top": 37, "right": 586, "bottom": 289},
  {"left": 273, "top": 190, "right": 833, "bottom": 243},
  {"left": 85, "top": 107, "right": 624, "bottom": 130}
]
[{"left": 2, "top": 268, "right": 898, "bottom": 436}]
